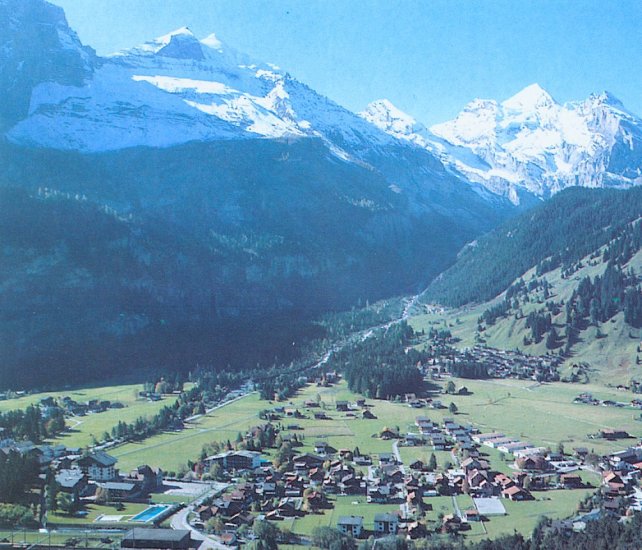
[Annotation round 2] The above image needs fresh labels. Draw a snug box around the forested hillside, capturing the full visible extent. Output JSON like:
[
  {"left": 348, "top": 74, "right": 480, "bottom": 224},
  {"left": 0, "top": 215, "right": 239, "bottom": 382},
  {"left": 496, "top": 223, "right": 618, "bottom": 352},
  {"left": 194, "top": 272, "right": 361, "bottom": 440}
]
[
  {"left": 411, "top": 193, "right": 642, "bottom": 380},
  {"left": 424, "top": 187, "right": 642, "bottom": 307}
]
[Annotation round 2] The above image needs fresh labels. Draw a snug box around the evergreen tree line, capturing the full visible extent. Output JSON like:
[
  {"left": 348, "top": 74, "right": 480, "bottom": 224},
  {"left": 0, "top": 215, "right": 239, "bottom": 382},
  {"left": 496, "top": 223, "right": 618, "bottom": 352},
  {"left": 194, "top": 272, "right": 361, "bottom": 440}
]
[
  {"left": 0, "top": 404, "right": 65, "bottom": 443},
  {"left": 0, "top": 451, "right": 39, "bottom": 504},
  {"left": 566, "top": 262, "right": 642, "bottom": 330},
  {"left": 450, "top": 360, "right": 489, "bottom": 379},
  {"left": 310, "top": 512, "right": 642, "bottom": 550},
  {"left": 326, "top": 322, "right": 425, "bottom": 399}
]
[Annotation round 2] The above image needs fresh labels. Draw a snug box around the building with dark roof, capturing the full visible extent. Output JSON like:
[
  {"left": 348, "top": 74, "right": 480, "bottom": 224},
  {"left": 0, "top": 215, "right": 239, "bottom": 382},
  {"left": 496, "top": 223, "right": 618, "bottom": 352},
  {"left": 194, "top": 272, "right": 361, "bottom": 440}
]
[
  {"left": 121, "top": 529, "right": 194, "bottom": 549},
  {"left": 337, "top": 516, "right": 363, "bottom": 538},
  {"left": 75, "top": 450, "right": 118, "bottom": 481}
]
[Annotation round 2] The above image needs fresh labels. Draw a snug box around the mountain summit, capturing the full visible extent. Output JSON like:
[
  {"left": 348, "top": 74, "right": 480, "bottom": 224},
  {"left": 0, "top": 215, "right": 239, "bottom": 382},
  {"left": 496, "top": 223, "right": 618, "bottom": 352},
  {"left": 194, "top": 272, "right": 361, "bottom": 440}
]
[{"left": 430, "top": 84, "right": 642, "bottom": 201}]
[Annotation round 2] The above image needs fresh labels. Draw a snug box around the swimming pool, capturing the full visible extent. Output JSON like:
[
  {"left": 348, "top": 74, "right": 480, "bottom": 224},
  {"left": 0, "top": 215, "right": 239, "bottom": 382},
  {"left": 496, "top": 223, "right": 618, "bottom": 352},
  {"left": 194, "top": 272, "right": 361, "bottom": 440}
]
[{"left": 130, "top": 505, "right": 171, "bottom": 523}]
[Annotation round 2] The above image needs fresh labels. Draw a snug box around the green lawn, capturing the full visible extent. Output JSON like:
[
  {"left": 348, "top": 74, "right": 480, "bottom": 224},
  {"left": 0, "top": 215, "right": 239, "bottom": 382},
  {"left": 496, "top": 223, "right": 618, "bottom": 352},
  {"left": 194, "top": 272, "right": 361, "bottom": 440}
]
[
  {"left": 287, "top": 495, "right": 404, "bottom": 535},
  {"left": 47, "top": 502, "right": 149, "bottom": 527},
  {"left": 0, "top": 383, "right": 185, "bottom": 449},
  {"left": 473, "top": 490, "right": 592, "bottom": 540}
]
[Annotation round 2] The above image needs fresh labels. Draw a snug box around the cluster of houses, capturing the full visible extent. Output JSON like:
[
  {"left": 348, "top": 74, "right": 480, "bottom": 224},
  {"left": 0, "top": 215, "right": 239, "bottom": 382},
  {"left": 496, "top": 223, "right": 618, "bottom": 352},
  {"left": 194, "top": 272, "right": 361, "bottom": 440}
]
[
  {"left": 573, "top": 392, "right": 642, "bottom": 412},
  {"left": 423, "top": 344, "right": 562, "bottom": 382},
  {"left": 186, "top": 410, "right": 604, "bottom": 541},
  {"left": 39, "top": 395, "right": 124, "bottom": 418},
  {"left": 0, "top": 438, "right": 163, "bottom": 507},
  {"left": 193, "top": 445, "right": 431, "bottom": 540}
]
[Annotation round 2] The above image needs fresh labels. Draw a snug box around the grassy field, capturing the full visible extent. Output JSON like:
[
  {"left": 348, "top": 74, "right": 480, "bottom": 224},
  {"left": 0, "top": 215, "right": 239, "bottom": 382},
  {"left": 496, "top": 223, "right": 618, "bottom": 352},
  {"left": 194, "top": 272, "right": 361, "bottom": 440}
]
[
  {"left": 0, "top": 383, "right": 184, "bottom": 449},
  {"left": 47, "top": 502, "right": 149, "bottom": 527},
  {"left": 107, "top": 376, "right": 631, "bottom": 463}
]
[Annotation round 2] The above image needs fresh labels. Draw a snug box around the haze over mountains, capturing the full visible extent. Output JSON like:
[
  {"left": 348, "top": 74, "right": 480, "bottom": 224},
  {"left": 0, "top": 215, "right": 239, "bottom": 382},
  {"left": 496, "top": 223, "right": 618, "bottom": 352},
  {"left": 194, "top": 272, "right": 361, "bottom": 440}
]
[{"left": 0, "top": 0, "right": 641, "bottom": 387}]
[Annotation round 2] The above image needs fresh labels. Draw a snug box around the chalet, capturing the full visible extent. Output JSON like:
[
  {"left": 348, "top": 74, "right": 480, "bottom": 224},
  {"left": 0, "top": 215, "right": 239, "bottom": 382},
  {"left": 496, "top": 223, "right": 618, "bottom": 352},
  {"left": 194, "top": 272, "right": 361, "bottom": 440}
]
[
  {"left": 441, "top": 514, "right": 462, "bottom": 533},
  {"left": 430, "top": 433, "right": 447, "bottom": 450},
  {"left": 560, "top": 473, "right": 584, "bottom": 489},
  {"left": 407, "top": 521, "right": 427, "bottom": 539},
  {"left": 573, "top": 447, "right": 590, "bottom": 460},
  {"left": 205, "top": 451, "right": 262, "bottom": 471},
  {"left": 337, "top": 516, "right": 363, "bottom": 538},
  {"left": 461, "top": 457, "right": 488, "bottom": 473},
  {"left": 293, "top": 453, "right": 324, "bottom": 470},
  {"left": 363, "top": 410, "right": 377, "bottom": 419},
  {"left": 405, "top": 433, "right": 424, "bottom": 446},
  {"left": 121, "top": 529, "right": 194, "bottom": 550},
  {"left": 126, "top": 465, "right": 164, "bottom": 493},
  {"left": 304, "top": 400, "right": 319, "bottom": 408},
  {"left": 516, "top": 455, "right": 550, "bottom": 472},
  {"left": 600, "top": 429, "right": 631, "bottom": 440},
  {"left": 379, "top": 427, "right": 399, "bottom": 440},
  {"left": 378, "top": 453, "right": 397, "bottom": 465},
  {"left": 308, "top": 467, "right": 325, "bottom": 485},
  {"left": 603, "top": 471, "right": 626, "bottom": 492},
  {"left": 502, "top": 485, "right": 531, "bottom": 501},
  {"left": 336, "top": 401, "right": 350, "bottom": 412},
  {"left": 306, "top": 491, "right": 327, "bottom": 509},
  {"left": 314, "top": 441, "right": 329, "bottom": 454},
  {"left": 464, "top": 509, "right": 481, "bottom": 522},
  {"left": 75, "top": 451, "right": 118, "bottom": 481},
  {"left": 55, "top": 469, "right": 87, "bottom": 499},
  {"left": 314, "top": 412, "right": 330, "bottom": 420},
  {"left": 409, "top": 459, "right": 425, "bottom": 471},
  {"left": 415, "top": 416, "right": 435, "bottom": 432},
  {"left": 277, "top": 497, "right": 303, "bottom": 517},
  {"left": 354, "top": 455, "right": 372, "bottom": 466},
  {"left": 374, "top": 513, "right": 399, "bottom": 535},
  {"left": 367, "top": 484, "right": 392, "bottom": 503},
  {"left": 97, "top": 481, "right": 137, "bottom": 501},
  {"left": 381, "top": 466, "right": 404, "bottom": 484},
  {"left": 339, "top": 474, "right": 365, "bottom": 495},
  {"left": 256, "top": 482, "right": 277, "bottom": 498}
]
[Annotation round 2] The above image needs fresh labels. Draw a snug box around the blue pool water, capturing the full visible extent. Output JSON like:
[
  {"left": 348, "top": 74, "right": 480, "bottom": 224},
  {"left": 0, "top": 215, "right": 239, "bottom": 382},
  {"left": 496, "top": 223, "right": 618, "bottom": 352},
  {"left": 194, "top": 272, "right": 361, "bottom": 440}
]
[{"left": 130, "top": 505, "right": 170, "bottom": 523}]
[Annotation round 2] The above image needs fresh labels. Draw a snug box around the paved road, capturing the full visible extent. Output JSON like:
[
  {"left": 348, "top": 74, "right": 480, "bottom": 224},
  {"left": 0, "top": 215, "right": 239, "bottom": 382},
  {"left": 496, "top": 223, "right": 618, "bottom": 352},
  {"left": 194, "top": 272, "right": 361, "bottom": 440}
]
[
  {"left": 452, "top": 495, "right": 463, "bottom": 519},
  {"left": 391, "top": 441, "right": 406, "bottom": 474},
  {"left": 170, "top": 486, "right": 228, "bottom": 550}
]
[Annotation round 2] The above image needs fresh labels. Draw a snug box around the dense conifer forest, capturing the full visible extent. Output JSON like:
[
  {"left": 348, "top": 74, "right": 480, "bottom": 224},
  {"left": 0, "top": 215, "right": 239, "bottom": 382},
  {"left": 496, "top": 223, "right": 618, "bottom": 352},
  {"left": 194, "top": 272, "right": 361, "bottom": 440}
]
[{"left": 424, "top": 187, "right": 642, "bottom": 307}]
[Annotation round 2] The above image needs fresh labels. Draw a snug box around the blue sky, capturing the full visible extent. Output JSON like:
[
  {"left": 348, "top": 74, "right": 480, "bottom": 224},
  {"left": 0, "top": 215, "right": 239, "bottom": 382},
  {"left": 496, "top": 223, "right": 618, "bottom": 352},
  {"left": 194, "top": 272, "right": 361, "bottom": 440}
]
[{"left": 53, "top": 0, "right": 642, "bottom": 125}]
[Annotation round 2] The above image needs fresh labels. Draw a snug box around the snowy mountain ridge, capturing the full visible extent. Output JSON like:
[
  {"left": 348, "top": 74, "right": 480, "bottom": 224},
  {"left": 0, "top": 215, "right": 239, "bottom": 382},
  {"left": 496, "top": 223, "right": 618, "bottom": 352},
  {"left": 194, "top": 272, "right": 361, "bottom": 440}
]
[
  {"left": 362, "top": 83, "right": 642, "bottom": 202},
  {"left": 6, "top": 22, "right": 397, "bottom": 163}
]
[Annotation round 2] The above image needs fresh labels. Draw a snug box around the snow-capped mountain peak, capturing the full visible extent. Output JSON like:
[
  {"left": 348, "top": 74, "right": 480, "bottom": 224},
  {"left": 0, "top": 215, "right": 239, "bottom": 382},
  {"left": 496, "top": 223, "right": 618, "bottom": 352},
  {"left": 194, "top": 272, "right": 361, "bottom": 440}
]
[
  {"left": 359, "top": 99, "right": 436, "bottom": 150},
  {"left": 501, "top": 83, "right": 556, "bottom": 111},
  {"left": 361, "top": 99, "right": 418, "bottom": 134},
  {"left": 428, "top": 84, "right": 642, "bottom": 201},
  {"left": 201, "top": 32, "right": 224, "bottom": 51}
]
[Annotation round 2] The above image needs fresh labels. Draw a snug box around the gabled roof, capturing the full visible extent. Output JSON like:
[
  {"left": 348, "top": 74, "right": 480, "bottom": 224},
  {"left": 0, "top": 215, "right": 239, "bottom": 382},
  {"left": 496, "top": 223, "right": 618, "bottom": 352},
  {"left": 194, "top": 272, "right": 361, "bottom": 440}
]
[
  {"left": 77, "top": 450, "right": 117, "bottom": 467},
  {"left": 338, "top": 515, "right": 363, "bottom": 525}
]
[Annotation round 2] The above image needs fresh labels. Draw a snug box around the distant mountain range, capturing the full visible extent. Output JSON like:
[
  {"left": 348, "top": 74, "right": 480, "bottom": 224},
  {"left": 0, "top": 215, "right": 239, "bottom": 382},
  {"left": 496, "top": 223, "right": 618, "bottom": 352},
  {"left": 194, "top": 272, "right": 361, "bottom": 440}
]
[
  {"left": 364, "top": 85, "right": 642, "bottom": 203},
  {"left": 0, "top": 0, "right": 640, "bottom": 388}
]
